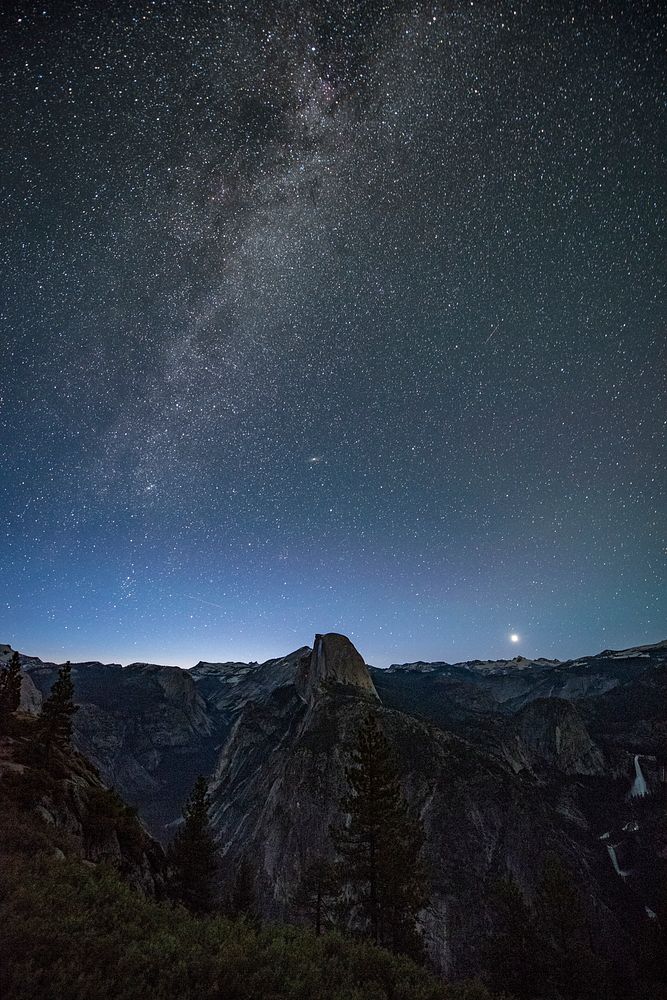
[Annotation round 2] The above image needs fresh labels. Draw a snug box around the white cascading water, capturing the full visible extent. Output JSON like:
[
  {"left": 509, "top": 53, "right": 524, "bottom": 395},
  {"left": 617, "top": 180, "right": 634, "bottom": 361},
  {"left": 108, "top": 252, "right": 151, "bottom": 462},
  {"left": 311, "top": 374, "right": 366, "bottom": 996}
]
[
  {"left": 606, "top": 844, "right": 628, "bottom": 878},
  {"left": 630, "top": 754, "right": 647, "bottom": 798}
]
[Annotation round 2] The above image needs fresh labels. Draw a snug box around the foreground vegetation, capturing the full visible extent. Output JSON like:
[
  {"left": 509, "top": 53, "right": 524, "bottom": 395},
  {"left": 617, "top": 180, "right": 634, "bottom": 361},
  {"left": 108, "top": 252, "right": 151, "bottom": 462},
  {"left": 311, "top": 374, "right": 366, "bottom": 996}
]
[
  {"left": 0, "top": 852, "right": 495, "bottom": 1000},
  {"left": 0, "top": 698, "right": 496, "bottom": 1000},
  {"left": 1, "top": 662, "right": 663, "bottom": 1000}
]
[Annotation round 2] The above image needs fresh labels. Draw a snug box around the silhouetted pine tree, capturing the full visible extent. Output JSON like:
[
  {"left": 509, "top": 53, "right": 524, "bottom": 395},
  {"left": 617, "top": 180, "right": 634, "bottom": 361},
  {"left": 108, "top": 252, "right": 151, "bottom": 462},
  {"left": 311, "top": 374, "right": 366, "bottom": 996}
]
[
  {"left": 536, "top": 853, "right": 586, "bottom": 954},
  {"left": 484, "top": 875, "right": 546, "bottom": 1000},
  {"left": 0, "top": 652, "right": 22, "bottom": 731},
  {"left": 332, "top": 712, "right": 428, "bottom": 959},
  {"left": 293, "top": 856, "right": 337, "bottom": 935},
  {"left": 229, "top": 852, "right": 258, "bottom": 923},
  {"left": 535, "top": 853, "right": 608, "bottom": 1000},
  {"left": 634, "top": 908, "right": 667, "bottom": 998},
  {"left": 40, "top": 661, "right": 77, "bottom": 756},
  {"left": 168, "top": 775, "right": 217, "bottom": 913}
]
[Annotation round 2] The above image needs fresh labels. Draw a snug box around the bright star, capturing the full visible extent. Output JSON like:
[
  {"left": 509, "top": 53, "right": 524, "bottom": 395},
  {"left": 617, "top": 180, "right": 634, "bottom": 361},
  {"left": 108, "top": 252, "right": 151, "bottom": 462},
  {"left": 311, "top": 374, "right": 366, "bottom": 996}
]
[{"left": 510, "top": 633, "right": 520, "bottom": 643}]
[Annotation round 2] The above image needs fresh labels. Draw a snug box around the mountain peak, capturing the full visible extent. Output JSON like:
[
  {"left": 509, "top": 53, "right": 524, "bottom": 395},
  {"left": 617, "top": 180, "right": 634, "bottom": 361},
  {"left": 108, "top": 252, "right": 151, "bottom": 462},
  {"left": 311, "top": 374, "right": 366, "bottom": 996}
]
[{"left": 296, "top": 633, "right": 379, "bottom": 704}]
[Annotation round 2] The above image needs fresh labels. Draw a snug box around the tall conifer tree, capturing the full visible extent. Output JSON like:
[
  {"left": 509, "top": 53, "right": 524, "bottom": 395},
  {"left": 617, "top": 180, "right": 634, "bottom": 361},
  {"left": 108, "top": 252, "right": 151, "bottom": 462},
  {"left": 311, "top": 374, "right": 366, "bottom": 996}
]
[
  {"left": 0, "top": 652, "right": 23, "bottom": 730},
  {"left": 293, "top": 856, "right": 337, "bottom": 936},
  {"left": 535, "top": 853, "right": 606, "bottom": 1000},
  {"left": 40, "top": 661, "right": 77, "bottom": 754},
  {"left": 484, "top": 875, "right": 545, "bottom": 999},
  {"left": 168, "top": 775, "right": 217, "bottom": 913},
  {"left": 229, "top": 852, "right": 258, "bottom": 923},
  {"left": 333, "top": 712, "right": 427, "bottom": 958}
]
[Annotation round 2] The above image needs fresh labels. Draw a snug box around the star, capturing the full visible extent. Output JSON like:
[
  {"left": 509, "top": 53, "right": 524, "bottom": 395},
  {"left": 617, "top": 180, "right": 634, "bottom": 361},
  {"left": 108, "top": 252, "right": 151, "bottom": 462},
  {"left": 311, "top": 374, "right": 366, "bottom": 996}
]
[{"left": 0, "top": 1, "right": 661, "bottom": 667}]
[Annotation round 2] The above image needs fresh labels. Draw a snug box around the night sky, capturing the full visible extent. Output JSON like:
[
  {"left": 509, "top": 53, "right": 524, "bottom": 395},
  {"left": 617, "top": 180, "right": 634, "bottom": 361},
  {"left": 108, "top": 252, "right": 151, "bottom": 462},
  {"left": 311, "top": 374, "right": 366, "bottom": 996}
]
[{"left": 1, "top": 1, "right": 664, "bottom": 668}]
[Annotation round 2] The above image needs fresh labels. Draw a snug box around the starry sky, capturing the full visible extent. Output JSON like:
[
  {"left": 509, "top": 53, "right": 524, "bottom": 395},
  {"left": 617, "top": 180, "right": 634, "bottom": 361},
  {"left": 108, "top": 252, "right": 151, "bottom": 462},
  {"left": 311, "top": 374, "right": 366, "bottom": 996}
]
[{"left": 1, "top": 0, "right": 664, "bottom": 668}]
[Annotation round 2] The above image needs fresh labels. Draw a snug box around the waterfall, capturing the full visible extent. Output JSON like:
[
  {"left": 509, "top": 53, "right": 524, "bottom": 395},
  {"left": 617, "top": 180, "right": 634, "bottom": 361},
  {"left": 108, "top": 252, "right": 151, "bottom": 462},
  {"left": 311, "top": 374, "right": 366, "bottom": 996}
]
[
  {"left": 630, "top": 754, "right": 647, "bottom": 798},
  {"left": 606, "top": 844, "right": 629, "bottom": 878}
]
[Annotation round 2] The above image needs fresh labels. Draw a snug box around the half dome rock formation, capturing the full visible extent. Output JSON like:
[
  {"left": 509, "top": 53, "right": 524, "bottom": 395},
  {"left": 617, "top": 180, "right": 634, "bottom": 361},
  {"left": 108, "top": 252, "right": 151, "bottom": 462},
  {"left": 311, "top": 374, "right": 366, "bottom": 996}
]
[{"left": 296, "top": 633, "right": 379, "bottom": 705}]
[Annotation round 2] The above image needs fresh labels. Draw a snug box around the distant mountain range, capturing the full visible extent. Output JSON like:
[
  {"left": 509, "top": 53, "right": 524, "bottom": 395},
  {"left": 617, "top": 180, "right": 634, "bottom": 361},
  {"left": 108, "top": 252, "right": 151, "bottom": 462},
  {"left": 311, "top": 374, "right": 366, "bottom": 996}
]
[{"left": 2, "top": 634, "right": 665, "bottom": 979}]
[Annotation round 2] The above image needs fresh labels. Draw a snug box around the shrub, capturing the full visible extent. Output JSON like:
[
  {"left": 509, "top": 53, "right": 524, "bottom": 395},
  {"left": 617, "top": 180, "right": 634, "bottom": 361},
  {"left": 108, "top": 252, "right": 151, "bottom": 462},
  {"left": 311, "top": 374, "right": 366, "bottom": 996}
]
[{"left": 0, "top": 852, "right": 498, "bottom": 1000}]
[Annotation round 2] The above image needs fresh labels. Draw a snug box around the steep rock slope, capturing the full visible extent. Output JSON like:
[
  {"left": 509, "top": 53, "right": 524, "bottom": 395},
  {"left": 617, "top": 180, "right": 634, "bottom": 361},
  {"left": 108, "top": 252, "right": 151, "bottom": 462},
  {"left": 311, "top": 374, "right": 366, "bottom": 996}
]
[
  {"left": 0, "top": 716, "right": 165, "bottom": 894},
  {"left": 296, "top": 632, "right": 379, "bottom": 703},
  {"left": 9, "top": 643, "right": 310, "bottom": 838},
  {"left": 206, "top": 634, "right": 639, "bottom": 978},
  {"left": 3, "top": 632, "right": 664, "bottom": 976},
  {"left": 191, "top": 645, "right": 308, "bottom": 714},
  {"left": 16, "top": 653, "right": 220, "bottom": 837},
  {"left": 500, "top": 697, "right": 607, "bottom": 777}
]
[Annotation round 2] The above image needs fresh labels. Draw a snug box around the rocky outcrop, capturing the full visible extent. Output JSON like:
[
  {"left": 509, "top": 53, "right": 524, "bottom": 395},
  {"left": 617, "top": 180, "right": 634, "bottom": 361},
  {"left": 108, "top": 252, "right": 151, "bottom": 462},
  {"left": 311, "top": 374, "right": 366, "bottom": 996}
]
[
  {"left": 21, "top": 657, "right": 221, "bottom": 838},
  {"left": 191, "top": 646, "right": 308, "bottom": 713},
  {"left": 15, "top": 645, "right": 313, "bottom": 839},
  {"left": 19, "top": 671, "right": 42, "bottom": 714},
  {"left": 206, "top": 677, "right": 624, "bottom": 977},
  {"left": 0, "top": 724, "right": 165, "bottom": 895},
  {"left": 295, "top": 633, "right": 379, "bottom": 704},
  {"left": 503, "top": 698, "right": 606, "bottom": 776}
]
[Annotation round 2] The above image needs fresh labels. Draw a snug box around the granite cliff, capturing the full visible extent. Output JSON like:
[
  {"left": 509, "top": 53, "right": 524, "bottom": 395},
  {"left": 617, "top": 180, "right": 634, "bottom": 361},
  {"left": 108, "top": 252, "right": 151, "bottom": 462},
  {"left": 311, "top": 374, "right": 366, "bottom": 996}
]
[
  {"left": 0, "top": 717, "right": 165, "bottom": 896},
  {"left": 2, "top": 634, "right": 664, "bottom": 980}
]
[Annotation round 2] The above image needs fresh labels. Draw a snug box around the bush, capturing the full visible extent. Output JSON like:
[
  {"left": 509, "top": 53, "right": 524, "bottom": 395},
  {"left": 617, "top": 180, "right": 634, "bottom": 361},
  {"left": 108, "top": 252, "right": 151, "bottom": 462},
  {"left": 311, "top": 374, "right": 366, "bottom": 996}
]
[
  {"left": 83, "top": 786, "right": 146, "bottom": 860},
  {"left": 0, "top": 765, "right": 52, "bottom": 808},
  {"left": 0, "top": 853, "right": 498, "bottom": 1000}
]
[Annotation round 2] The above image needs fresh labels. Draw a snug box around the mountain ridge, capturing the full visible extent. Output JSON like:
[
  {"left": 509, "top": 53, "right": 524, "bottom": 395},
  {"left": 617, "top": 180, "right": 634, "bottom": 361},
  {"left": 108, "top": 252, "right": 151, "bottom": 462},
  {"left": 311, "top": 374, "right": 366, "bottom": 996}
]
[
  {"left": 4, "top": 638, "right": 665, "bottom": 675},
  {"left": 2, "top": 631, "right": 664, "bottom": 979}
]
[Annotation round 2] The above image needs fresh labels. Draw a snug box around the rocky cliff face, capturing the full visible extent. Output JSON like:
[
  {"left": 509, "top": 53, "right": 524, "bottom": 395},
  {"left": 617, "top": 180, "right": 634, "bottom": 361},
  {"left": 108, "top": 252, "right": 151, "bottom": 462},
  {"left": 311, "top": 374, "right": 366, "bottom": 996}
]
[
  {"left": 205, "top": 634, "right": 664, "bottom": 977},
  {"left": 0, "top": 720, "right": 165, "bottom": 895},
  {"left": 191, "top": 646, "right": 308, "bottom": 714},
  {"left": 206, "top": 667, "right": 620, "bottom": 976},
  {"left": 3, "top": 634, "right": 664, "bottom": 979},
  {"left": 12, "top": 652, "right": 221, "bottom": 837},
  {"left": 295, "top": 632, "right": 379, "bottom": 704},
  {"left": 501, "top": 698, "right": 606, "bottom": 776}
]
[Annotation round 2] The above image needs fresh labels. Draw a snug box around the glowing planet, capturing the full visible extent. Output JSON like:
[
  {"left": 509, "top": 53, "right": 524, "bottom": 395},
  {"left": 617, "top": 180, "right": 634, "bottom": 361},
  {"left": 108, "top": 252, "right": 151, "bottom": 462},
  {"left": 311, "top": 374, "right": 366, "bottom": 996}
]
[{"left": 510, "top": 633, "right": 520, "bottom": 643}]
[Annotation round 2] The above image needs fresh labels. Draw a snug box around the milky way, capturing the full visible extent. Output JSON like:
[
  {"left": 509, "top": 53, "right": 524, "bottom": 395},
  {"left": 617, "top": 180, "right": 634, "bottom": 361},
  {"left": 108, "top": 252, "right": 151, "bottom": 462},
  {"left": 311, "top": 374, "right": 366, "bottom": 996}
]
[{"left": 1, "top": 1, "right": 664, "bottom": 666}]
